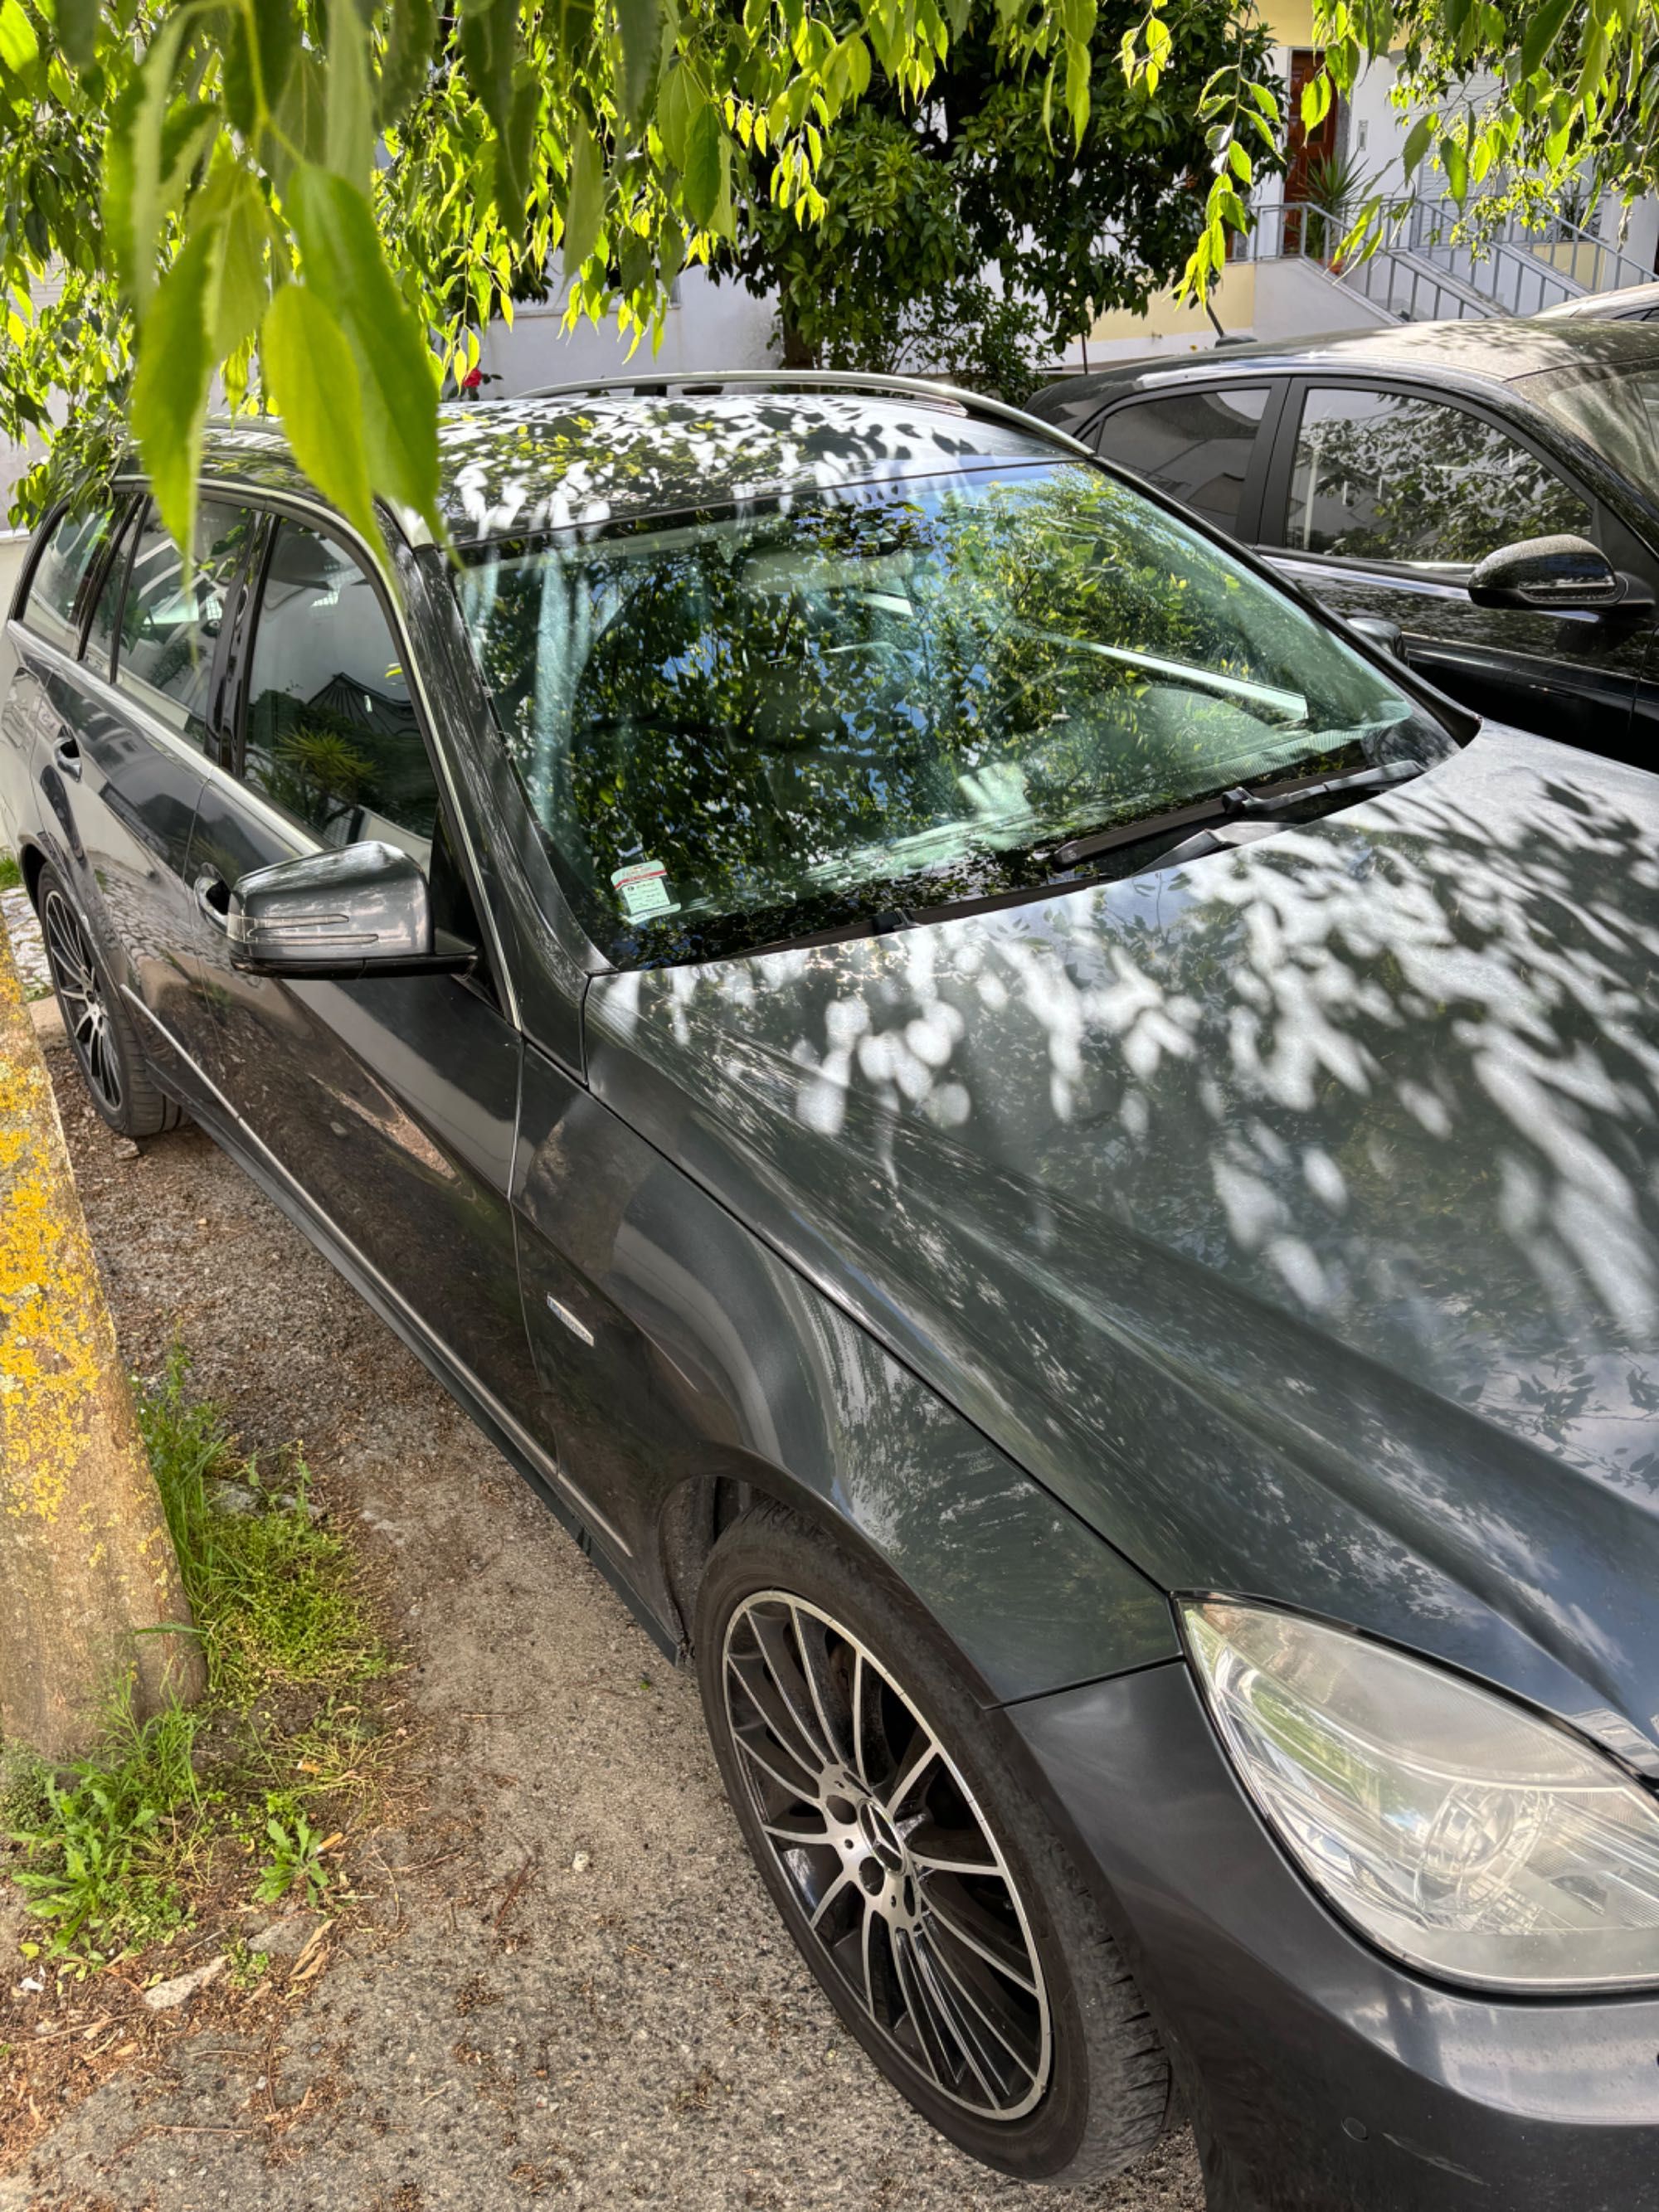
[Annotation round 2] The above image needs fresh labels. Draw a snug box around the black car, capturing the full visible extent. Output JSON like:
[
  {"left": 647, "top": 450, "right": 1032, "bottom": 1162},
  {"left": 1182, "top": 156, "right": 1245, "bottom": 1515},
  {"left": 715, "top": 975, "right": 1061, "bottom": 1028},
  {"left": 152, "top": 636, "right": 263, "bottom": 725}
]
[
  {"left": 6, "top": 375, "right": 1659, "bottom": 2212},
  {"left": 1029, "top": 318, "right": 1659, "bottom": 761}
]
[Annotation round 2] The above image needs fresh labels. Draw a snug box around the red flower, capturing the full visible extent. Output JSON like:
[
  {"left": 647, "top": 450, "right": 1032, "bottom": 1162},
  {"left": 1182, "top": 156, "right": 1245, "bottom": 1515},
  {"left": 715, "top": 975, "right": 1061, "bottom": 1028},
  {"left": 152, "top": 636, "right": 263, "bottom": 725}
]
[{"left": 461, "top": 367, "right": 483, "bottom": 392}]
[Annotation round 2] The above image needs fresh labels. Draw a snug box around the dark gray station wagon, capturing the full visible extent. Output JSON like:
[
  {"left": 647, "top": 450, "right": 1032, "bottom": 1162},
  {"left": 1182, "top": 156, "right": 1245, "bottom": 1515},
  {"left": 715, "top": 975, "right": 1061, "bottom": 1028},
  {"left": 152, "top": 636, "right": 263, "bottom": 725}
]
[{"left": 5, "top": 375, "right": 1659, "bottom": 2210}]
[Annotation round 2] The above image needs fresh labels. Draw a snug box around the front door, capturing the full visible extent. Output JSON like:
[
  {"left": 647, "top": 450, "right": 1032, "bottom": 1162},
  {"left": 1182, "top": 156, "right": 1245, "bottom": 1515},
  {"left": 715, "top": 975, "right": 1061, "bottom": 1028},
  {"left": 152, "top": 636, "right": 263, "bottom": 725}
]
[
  {"left": 182, "top": 511, "right": 538, "bottom": 1420},
  {"left": 1260, "top": 381, "right": 1651, "bottom": 758}
]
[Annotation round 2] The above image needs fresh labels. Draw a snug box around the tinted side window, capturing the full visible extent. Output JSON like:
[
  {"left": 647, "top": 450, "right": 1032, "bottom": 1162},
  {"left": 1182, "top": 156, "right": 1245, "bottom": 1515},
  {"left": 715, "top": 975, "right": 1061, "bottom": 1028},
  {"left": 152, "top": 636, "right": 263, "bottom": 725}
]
[
  {"left": 117, "top": 499, "right": 261, "bottom": 746},
  {"left": 1093, "top": 387, "right": 1268, "bottom": 535},
  {"left": 22, "top": 499, "right": 118, "bottom": 651},
  {"left": 241, "top": 522, "right": 439, "bottom": 854},
  {"left": 1283, "top": 386, "right": 1592, "bottom": 566},
  {"left": 84, "top": 503, "right": 139, "bottom": 678}
]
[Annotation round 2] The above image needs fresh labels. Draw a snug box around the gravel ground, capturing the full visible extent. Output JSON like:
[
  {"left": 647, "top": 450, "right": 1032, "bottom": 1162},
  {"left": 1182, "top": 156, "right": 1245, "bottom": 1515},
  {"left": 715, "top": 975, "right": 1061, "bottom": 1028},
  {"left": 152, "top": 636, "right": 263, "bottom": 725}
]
[
  {"left": 1, "top": 882, "right": 50, "bottom": 999},
  {"left": 3, "top": 946, "right": 1207, "bottom": 2211}
]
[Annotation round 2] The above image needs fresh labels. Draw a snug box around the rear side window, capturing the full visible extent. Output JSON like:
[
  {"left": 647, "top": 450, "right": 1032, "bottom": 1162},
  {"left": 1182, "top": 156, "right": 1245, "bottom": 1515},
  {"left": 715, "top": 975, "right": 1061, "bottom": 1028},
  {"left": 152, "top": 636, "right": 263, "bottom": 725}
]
[
  {"left": 240, "top": 520, "right": 440, "bottom": 854},
  {"left": 116, "top": 498, "right": 261, "bottom": 747},
  {"left": 1092, "top": 387, "right": 1268, "bottom": 536},
  {"left": 22, "top": 498, "right": 118, "bottom": 651},
  {"left": 1282, "top": 385, "right": 1592, "bottom": 566}
]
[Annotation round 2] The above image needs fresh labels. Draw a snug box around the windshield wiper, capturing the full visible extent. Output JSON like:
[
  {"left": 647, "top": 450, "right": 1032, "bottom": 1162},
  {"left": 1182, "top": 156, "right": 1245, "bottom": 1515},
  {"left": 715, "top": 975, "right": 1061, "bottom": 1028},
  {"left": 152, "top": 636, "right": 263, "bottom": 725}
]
[{"left": 1051, "top": 757, "right": 1425, "bottom": 870}]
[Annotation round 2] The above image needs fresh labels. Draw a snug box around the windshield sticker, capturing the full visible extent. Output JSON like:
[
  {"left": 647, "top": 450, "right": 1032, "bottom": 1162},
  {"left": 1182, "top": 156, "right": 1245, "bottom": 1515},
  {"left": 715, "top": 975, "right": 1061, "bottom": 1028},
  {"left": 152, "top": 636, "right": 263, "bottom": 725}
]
[{"left": 611, "top": 860, "right": 679, "bottom": 921}]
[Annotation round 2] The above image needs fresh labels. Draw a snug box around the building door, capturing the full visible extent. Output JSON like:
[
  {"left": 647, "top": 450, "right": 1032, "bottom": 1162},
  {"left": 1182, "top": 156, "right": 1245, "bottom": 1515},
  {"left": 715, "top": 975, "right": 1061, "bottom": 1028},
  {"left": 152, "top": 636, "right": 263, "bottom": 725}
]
[{"left": 1284, "top": 50, "right": 1340, "bottom": 257}]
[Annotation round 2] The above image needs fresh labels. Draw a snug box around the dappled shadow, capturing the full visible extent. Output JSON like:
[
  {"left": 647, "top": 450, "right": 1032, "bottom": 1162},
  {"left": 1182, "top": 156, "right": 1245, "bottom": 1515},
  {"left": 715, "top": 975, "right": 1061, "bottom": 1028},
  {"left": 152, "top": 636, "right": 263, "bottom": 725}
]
[{"left": 587, "top": 728, "right": 1659, "bottom": 1746}]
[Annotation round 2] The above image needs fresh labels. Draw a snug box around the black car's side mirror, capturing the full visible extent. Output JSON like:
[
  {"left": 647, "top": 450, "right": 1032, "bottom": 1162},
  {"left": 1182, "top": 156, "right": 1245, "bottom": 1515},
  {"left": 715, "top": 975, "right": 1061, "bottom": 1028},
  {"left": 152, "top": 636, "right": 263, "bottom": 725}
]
[
  {"left": 226, "top": 840, "right": 475, "bottom": 980},
  {"left": 1467, "top": 534, "right": 1642, "bottom": 614}
]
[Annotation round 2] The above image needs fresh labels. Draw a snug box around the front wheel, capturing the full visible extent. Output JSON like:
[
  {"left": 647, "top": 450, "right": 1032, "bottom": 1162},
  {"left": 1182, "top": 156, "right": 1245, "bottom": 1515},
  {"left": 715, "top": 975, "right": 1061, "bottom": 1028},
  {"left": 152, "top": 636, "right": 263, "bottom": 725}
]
[{"left": 694, "top": 1504, "right": 1171, "bottom": 2184}]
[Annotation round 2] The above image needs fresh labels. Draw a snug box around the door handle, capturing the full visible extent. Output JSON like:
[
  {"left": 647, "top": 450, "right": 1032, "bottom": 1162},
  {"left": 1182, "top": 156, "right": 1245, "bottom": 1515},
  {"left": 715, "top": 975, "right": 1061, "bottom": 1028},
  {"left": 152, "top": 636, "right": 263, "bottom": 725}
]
[
  {"left": 193, "top": 869, "right": 230, "bottom": 931},
  {"left": 51, "top": 735, "right": 82, "bottom": 780}
]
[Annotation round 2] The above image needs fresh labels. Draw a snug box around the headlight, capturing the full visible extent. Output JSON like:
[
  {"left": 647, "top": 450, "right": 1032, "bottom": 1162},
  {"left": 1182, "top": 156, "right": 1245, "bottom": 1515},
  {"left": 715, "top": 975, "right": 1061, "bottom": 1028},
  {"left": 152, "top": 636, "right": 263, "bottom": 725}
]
[{"left": 1184, "top": 1598, "right": 1659, "bottom": 1991}]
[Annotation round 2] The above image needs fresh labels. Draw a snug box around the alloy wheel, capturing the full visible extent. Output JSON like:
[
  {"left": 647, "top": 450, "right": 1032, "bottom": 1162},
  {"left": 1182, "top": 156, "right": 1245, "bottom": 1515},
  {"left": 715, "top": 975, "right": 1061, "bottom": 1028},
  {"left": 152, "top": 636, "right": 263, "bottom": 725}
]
[
  {"left": 41, "top": 887, "right": 123, "bottom": 1116},
  {"left": 722, "top": 1590, "right": 1052, "bottom": 2121}
]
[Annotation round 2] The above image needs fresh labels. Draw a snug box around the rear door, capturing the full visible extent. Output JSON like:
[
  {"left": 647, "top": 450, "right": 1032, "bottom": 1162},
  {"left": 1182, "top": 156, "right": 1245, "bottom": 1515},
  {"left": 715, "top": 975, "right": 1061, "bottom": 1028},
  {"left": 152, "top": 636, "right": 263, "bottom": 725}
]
[
  {"left": 1087, "top": 382, "right": 1282, "bottom": 544},
  {"left": 1258, "top": 379, "right": 1649, "bottom": 754},
  {"left": 13, "top": 493, "right": 256, "bottom": 1095},
  {"left": 183, "top": 508, "right": 539, "bottom": 1420}
]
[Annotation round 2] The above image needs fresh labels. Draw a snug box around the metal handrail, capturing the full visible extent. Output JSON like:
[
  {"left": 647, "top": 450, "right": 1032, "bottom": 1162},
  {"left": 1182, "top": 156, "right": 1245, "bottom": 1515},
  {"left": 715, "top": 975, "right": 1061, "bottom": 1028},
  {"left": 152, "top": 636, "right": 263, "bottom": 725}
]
[
  {"left": 1406, "top": 192, "right": 1651, "bottom": 303},
  {"left": 513, "top": 368, "right": 1096, "bottom": 460}
]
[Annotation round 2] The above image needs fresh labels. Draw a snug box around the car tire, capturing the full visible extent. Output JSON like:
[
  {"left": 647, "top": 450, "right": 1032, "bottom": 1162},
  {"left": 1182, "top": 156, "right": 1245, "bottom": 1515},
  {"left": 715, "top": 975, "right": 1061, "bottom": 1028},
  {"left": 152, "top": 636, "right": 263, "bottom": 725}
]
[
  {"left": 36, "top": 865, "right": 182, "bottom": 1140},
  {"left": 694, "top": 1501, "right": 1171, "bottom": 2185}
]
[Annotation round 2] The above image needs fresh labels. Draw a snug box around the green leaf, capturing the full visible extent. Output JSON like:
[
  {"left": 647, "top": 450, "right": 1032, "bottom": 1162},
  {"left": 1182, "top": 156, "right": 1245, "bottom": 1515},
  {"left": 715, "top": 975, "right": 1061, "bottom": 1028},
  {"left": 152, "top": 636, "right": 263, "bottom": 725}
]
[
  {"left": 0, "top": 0, "right": 38, "bottom": 79},
  {"left": 324, "top": 0, "right": 373, "bottom": 182},
  {"left": 130, "top": 217, "right": 218, "bottom": 557},
  {"left": 103, "top": 9, "right": 188, "bottom": 314},
  {"left": 615, "top": 0, "right": 659, "bottom": 120},
  {"left": 682, "top": 95, "right": 721, "bottom": 228},
  {"left": 1400, "top": 112, "right": 1434, "bottom": 177},
  {"left": 1520, "top": 0, "right": 1574, "bottom": 74},
  {"left": 562, "top": 119, "right": 605, "bottom": 270},
  {"left": 494, "top": 61, "right": 538, "bottom": 226},
  {"left": 265, "top": 47, "right": 328, "bottom": 192},
  {"left": 1440, "top": 130, "right": 1468, "bottom": 202},
  {"left": 287, "top": 164, "right": 440, "bottom": 532},
  {"left": 377, "top": 0, "right": 436, "bottom": 126},
  {"left": 459, "top": 0, "right": 529, "bottom": 226},
  {"left": 262, "top": 283, "right": 380, "bottom": 555},
  {"left": 1300, "top": 71, "right": 1331, "bottom": 129},
  {"left": 211, "top": 177, "right": 272, "bottom": 360},
  {"left": 251, "top": 0, "right": 297, "bottom": 111},
  {"left": 54, "top": 0, "right": 98, "bottom": 70}
]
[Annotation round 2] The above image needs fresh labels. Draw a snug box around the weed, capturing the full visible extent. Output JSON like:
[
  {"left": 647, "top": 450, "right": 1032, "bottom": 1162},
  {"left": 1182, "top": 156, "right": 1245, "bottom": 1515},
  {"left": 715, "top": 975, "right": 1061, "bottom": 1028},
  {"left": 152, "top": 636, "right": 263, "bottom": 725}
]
[
  {"left": 0, "top": 850, "right": 20, "bottom": 894},
  {"left": 225, "top": 1938, "right": 271, "bottom": 1989},
  {"left": 255, "top": 1802, "right": 331, "bottom": 1908},
  {"left": 4, "top": 1349, "right": 393, "bottom": 1968}
]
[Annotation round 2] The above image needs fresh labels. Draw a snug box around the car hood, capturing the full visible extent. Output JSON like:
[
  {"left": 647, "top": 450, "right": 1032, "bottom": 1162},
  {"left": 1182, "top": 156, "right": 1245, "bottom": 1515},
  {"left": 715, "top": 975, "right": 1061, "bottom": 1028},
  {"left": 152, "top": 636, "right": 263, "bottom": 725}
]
[{"left": 586, "top": 727, "right": 1659, "bottom": 1762}]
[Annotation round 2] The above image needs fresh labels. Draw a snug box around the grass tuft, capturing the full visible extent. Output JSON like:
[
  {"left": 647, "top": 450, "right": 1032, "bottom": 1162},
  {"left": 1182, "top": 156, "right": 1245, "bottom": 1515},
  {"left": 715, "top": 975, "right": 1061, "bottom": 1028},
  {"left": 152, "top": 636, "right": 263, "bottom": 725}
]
[
  {"left": 0, "top": 850, "right": 20, "bottom": 894},
  {"left": 3, "top": 1349, "right": 394, "bottom": 1971}
]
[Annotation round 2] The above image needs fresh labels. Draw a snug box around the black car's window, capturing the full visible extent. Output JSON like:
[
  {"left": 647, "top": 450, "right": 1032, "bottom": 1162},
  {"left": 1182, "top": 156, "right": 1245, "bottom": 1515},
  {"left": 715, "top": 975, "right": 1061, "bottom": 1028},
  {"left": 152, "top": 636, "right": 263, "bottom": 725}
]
[
  {"left": 1092, "top": 386, "right": 1269, "bottom": 535},
  {"left": 84, "top": 502, "right": 140, "bottom": 677},
  {"left": 116, "top": 498, "right": 261, "bottom": 747},
  {"left": 1282, "top": 386, "right": 1591, "bottom": 566},
  {"left": 458, "top": 462, "right": 1452, "bottom": 969},
  {"left": 22, "top": 497, "right": 118, "bottom": 653},
  {"left": 241, "top": 521, "right": 439, "bottom": 856}
]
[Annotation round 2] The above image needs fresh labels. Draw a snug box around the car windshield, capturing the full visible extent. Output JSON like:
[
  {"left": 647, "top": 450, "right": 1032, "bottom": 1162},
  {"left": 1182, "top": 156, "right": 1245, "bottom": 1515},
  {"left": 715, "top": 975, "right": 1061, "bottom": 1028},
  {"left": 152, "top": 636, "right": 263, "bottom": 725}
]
[
  {"left": 455, "top": 461, "right": 1450, "bottom": 966},
  {"left": 1527, "top": 362, "right": 1659, "bottom": 485}
]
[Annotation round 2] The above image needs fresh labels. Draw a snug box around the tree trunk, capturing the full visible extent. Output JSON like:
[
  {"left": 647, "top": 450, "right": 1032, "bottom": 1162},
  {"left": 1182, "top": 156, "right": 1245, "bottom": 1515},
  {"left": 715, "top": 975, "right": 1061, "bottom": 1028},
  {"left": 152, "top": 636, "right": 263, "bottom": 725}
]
[
  {"left": 0, "top": 924, "right": 204, "bottom": 1759},
  {"left": 779, "top": 293, "right": 817, "bottom": 367}
]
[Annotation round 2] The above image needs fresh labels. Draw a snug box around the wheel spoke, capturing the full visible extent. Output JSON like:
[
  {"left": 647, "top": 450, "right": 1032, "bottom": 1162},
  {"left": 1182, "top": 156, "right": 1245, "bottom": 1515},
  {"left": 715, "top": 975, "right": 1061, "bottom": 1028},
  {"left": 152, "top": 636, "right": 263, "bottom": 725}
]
[
  {"left": 912, "top": 1937, "right": 1007, "bottom": 2107},
  {"left": 922, "top": 1875, "right": 1039, "bottom": 1996},
  {"left": 809, "top": 1865, "right": 854, "bottom": 1932},
  {"left": 885, "top": 1726, "right": 937, "bottom": 1817},
  {"left": 750, "top": 1610, "right": 838, "bottom": 1771},
  {"left": 760, "top": 1811, "right": 834, "bottom": 1849},
  {"left": 849, "top": 1650, "right": 873, "bottom": 1788},
  {"left": 905, "top": 1820, "right": 1000, "bottom": 1876},
  {"left": 787, "top": 1602, "right": 849, "bottom": 1772},
  {"left": 891, "top": 1932, "right": 947, "bottom": 2087},
  {"left": 731, "top": 1643, "right": 830, "bottom": 1781},
  {"left": 732, "top": 1720, "right": 820, "bottom": 1806},
  {"left": 918, "top": 1920, "right": 1044, "bottom": 2083}
]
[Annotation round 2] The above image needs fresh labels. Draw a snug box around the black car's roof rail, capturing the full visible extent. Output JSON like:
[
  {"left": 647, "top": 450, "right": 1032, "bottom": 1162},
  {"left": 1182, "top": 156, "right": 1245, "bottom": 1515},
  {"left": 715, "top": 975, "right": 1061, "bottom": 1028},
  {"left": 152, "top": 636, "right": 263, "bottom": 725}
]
[{"left": 508, "top": 367, "right": 1095, "bottom": 460}]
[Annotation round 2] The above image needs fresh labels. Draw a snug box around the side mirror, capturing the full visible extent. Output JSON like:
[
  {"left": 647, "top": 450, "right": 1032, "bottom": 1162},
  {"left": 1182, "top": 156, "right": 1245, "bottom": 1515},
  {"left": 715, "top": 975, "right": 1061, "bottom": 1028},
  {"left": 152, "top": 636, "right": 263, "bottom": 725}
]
[
  {"left": 226, "top": 839, "right": 474, "bottom": 980},
  {"left": 1345, "top": 611, "right": 1406, "bottom": 660},
  {"left": 1467, "top": 534, "right": 1637, "bottom": 613}
]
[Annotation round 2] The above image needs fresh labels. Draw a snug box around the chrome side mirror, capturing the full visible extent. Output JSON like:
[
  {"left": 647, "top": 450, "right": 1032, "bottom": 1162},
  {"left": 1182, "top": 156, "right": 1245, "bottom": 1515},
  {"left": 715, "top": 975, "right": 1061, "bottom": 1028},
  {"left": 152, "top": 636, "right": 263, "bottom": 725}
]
[
  {"left": 1467, "top": 534, "right": 1635, "bottom": 613},
  {"left": 226, "top": 840, "right": 474, "bottom": 980}
]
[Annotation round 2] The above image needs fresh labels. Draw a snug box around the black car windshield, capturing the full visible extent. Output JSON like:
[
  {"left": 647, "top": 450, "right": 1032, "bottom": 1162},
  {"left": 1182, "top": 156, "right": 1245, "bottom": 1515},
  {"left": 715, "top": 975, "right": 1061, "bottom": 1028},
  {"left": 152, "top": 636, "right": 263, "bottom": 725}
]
[{"left": 455, "top": 461, "right": 1450, "bottom": 966}]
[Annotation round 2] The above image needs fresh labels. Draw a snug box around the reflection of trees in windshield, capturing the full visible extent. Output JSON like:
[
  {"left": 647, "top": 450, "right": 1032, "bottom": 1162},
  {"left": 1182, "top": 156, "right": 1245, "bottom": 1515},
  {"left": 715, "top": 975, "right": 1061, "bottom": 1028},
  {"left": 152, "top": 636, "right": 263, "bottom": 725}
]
[{"left": 460, "top": 465, "right": 1428, "bottom": 965}]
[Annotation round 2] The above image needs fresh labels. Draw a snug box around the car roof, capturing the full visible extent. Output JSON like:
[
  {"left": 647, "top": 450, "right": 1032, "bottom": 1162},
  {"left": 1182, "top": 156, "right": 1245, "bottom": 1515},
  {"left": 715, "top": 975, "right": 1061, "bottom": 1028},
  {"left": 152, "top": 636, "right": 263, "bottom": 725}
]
[
  {"left": 1536, "top": 280, "right": 1659, "bottom": 319},
  {"left": 194, "top": 392, "right": 1068, "bottom": 549},
  {"left": 1027, "top": 315, "right": 1659, "bottom": 421}
]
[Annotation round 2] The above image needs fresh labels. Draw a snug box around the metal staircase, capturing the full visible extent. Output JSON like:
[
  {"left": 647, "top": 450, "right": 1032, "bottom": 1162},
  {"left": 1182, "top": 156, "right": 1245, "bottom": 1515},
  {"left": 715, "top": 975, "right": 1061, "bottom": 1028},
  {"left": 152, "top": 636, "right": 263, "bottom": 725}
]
[{"left": 1247, "top": 194, "right": 1652, "bottom": 325}]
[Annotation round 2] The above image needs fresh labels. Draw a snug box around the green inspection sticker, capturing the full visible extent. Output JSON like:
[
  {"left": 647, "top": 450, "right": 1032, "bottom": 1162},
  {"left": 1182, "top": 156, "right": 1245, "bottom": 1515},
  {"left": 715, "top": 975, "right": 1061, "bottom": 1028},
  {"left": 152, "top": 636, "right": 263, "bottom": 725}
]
[{"left": 611, "top": 860, "right": 679, "bottom": 920}]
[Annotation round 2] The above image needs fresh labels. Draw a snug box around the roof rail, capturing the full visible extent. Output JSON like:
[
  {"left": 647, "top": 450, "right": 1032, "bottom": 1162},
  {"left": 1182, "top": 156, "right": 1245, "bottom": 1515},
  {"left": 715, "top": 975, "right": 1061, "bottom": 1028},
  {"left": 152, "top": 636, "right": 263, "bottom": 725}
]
[{"left": 510, "top": 367, "right": 1094, "bottom": 461}]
